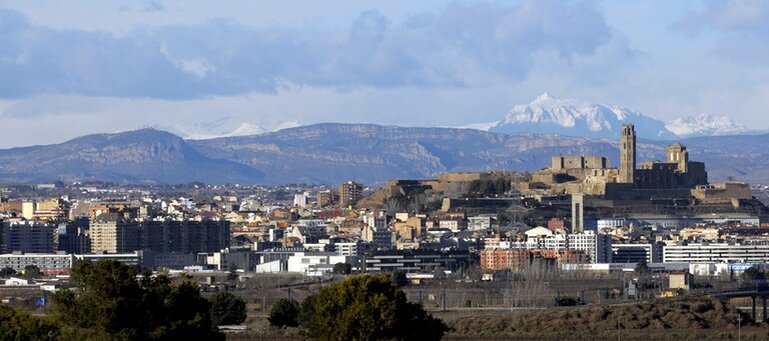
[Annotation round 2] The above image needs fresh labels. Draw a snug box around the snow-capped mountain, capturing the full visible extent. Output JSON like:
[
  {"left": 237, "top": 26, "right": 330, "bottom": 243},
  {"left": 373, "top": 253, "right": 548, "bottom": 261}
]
[
  {"left": 163, "top": 119, "right": 303, "bottom": 140},
  {"left": 488, "top": 93, "right": 676, "bottom": 139},
  {"left": 665, "top": 114, "right": 750, "bottom": 138},
  {"left": 229, "top": 122, "right": 267, "bottom": 137}
]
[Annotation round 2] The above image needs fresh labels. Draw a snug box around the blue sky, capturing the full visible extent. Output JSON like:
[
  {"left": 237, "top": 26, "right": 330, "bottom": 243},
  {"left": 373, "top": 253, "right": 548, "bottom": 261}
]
[{"left": 1, "top": 0, "right": 768, "bottom": 147}]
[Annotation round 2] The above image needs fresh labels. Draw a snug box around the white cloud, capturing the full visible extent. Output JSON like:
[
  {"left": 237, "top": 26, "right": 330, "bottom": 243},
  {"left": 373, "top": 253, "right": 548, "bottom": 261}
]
[{"left": 0, "top": 2, "right": 625, "bottom": 99}]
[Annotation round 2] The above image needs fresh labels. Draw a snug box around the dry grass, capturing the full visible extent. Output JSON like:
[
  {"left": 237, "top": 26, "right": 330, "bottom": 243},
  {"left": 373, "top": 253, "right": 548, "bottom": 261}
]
[{"left": 445, "top": 296, "right": 756, "bottom": 339}]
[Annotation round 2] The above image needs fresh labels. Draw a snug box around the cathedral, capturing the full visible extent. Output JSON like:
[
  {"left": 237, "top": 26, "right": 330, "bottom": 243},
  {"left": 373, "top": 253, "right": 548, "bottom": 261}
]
[{"left": 526, "top": 124, "right": 744, "bottom": 204}]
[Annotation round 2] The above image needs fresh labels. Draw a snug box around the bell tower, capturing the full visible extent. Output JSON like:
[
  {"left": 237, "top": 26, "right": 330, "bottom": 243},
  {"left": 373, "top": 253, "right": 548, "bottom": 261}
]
[{"left": 619, "top": 124, "right": 636, "bottom": 184}]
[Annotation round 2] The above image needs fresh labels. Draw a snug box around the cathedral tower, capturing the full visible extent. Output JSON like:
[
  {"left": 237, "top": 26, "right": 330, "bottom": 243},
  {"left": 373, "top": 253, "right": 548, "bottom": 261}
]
[
  {"left": 619, "top": 124, "right": 636, "bottom": 184},
  {"left": 666, "top": 143, "right": 689, "bottom": 173}
]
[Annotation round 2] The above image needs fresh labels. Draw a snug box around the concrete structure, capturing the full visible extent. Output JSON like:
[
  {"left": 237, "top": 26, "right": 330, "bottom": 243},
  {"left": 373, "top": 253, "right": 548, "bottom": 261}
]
[
  {"left": 1, "top": 221, "right": 58, "bottom": 253},
  {"left": 21, "top": 202, "right": 35, "bottom": 220},
  {"left": 338, "top": 181, "right": 363, "bottom": 207},
  {"left": 363, "top": 251, "right": 472, "bottom": 273},
  {"left": 293, "top": 192, "right": 309, "bottom": 208},
  {"left": 468, "top": 215, "right": 493, "bottom": 231},
  {"left": 0, "top": 251, "right": 147, "bottom": 274},
  {"left": 552, "top": 156, "right": 609, "bottom": 171},
  {"left": 669, "top": 272, "right": 693, "bottom": 290},
  {"left": 4, "top": 277, "right": 30, "bottom": 286},
  {"left": 90, "top": 218, "right": 229, "bottom": 254},
  {"left": 480, "top": 249, "right": 589, "bottom": 271},
  {"left": 74, "top": 251, "right": 145, "bottom": 268},
  {"left": 0, "top": 252, "right": 73, "bottom": 274},
  {"left": 316, "top": 190, "right": 337, "bottom": 207},
  {"left": 619, "top": 124, "right": 636, "bottom": 184},
  {"left": 362, "top": 224, "right": 394, "bottom": 250},
  {"left": 571, "top": 193, "right": 585, "bottom": 233},
  {"left": 286, "top": 252, "right": 356, "bottom": 275},
  {"left": 57, "top": 219, "right": 91, "bottom": 254},
  {"left": 90, "top": 219, "right": 140, "bottom": 253},
  {"left": 332, "top": 242, "right": 368, "bottom": 257},
  {"left": 489, "top": 229, "right": 612, "bottom": 263},
  {"left": 611, "top": 243, "right": 662, "bottom": 264},
  {"left": 664, "top": 243, "right": 769, "bottom": 263}
]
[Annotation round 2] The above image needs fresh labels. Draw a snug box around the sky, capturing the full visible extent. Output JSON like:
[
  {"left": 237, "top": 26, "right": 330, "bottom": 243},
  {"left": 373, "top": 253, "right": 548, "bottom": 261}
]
[{"left": 1, "top": 0, "right": 769, "bottom": 147}]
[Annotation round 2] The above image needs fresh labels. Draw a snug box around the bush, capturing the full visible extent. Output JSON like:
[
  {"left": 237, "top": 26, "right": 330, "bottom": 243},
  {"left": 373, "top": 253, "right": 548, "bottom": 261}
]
[
  {"left": 332, "top": 262, "right": 352, "bottom": 275},
  {"left": 305, "top": 273, "right": 449, "bottom": 340},
  {"left": 210, "top": 292, "right": 247, "bottom": 326},
  {"left": 0, "top": 305, "right": 59, "bottom": 340},
  {"left": 51, "top": 260, "right": 223, "bottom": 340},
  {"left": 297, "top": 295, "right": 316, "bottom": 328},
  {"left": 268, "top": 298, "right": 300, "bottom": 327},
  {"left": 0, "top": 267, "right": 16, "bottom": 277}
]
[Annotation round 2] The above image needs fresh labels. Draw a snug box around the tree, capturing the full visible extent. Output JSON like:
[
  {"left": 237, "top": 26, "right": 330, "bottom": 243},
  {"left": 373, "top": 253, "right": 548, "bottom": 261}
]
[
  {"left": 0, "top": 305, "right": 59, "bottom": 340},
  {"left": 210, "top": 292, "right": 247, "bottom": 326},
  {"left": 382, "top": 196, "right": 407, "bottom": 213},
  {"left": 268, "top": 298, "right": 300, "bottom": 327},
  {"left": 742, "top": 266, "right": 765, "bottom": 281},
  {"left": 0, "top": 266, "right": 16, "bottom": 277},
  {"left": 227, "top": 263, "right": 239, "bottom": 281},
  {"left": 297, "top": 295, "right": 316, "bottom": 328},
  {"left": 634, "top": 259, "right": 651, "bottom": 275},
  {"left": 305, "top": 274, "right": 449, "bottom": 340},
  {"left": 51, "top": 260, "right": 223, "bottom": 340},
  {"left": 332, "top": 262, "right": 352, "bottom": 275},
  {"left": 23, "top": 265, "right": 41, "bottom": 278}
]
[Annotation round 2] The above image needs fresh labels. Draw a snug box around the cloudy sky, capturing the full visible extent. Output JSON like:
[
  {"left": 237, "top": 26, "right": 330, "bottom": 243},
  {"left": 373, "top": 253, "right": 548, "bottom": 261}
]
[{"left": 1, "top": 0, "right": 768, "bottom": 147}]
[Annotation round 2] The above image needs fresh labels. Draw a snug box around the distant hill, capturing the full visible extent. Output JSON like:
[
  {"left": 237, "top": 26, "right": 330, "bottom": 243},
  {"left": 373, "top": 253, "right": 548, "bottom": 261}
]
[
  {"left": 188, "top": 123, "right": 628, "bottom": 185},
  {"left": 1, "top": 124, "right": 768, "bottom": 185},
  {"left": 0, "top": 128, "right": 263, "bottom": 184}
]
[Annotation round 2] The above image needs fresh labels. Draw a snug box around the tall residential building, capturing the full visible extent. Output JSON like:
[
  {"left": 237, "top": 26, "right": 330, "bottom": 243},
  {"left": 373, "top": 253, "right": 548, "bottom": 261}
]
[
  {"left": 1, "top": 220, "right": 58, "bottom": 253},
  {"left": 57, "top": 219, "right": 91, "bottom": 254},
  {"left": 618, "top": 124, "right": 636, "bottom": 184},
  {"left": 293, "top": 192, "right": 309, "bottom": 208},
  {"left": 139, "top": 219, "right": 230, "bottom": 254},
  {"left": 338, "top": 181, "right": 363, "bottom": 207},
  {"left": 90, "top": 219, "right": 140, "bottom": 254},
  {"left": 90, "top": 218, "right": 230, "bottom": 254},
  {"left": 317, "top": 190, "right": 337, "bottom": 207},
  {"left": 21, "top": 202, "right": 36, "bottom": 220}
]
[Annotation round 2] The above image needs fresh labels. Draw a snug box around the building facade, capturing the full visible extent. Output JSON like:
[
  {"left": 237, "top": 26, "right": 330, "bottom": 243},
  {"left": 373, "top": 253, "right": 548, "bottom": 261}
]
[
  {"left": 663, "top": 243, "right": 769, "bottom": 263},
  {"left": 1, "top": 220, "right": 58, "bottom": 253},
  {"left": 338, "top": 181, "right": 363, "bottom": 207}
]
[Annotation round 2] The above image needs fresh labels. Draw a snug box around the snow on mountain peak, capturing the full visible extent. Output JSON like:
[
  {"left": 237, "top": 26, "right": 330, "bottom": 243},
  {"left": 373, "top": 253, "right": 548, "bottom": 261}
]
[
  {"left": 533, "top": 92, "right": 556, "bottom": 102},
  {"left": 665, "top": 114, "right": 748, "bottom": 137},
  {"left": 489, "top": 93, "right": 675, "bottom": 139},
  {"left": 229, "top": 122, "right": 267, "bottom": 137}
]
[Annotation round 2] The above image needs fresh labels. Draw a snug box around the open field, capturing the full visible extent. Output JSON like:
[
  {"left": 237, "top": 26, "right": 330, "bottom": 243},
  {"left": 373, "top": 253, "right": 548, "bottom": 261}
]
[{"left": 224, "top": 295, "right": 769, "bottom": 340}]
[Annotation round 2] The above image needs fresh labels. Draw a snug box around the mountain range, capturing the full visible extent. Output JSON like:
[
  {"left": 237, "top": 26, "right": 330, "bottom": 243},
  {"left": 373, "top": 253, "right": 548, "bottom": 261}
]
[
  {"left": 477, "top": 93, "right": 756, "bottom": 139},
  {"left": 487, "top": 93, "right": 677, "bottom": 139},
  {"left": 0, "top": 129, "right": 263, "bottom": 184},
  {"left": 1, "top": 123, "right": 769, "bottom": 185}
]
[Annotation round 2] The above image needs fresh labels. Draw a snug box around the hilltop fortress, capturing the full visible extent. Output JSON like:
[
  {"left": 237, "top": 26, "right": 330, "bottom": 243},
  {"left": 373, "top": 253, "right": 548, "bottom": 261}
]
[
  {"left": 524, "top": 124, "right": 750, "bottom": 207},
  {"left": 372, "top": 124, "right": 759, "bottom": 216}
]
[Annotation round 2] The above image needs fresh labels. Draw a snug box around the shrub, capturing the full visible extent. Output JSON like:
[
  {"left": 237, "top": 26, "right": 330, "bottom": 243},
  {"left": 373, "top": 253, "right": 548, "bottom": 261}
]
[
  {"left": 210, "top": 292, "right": 247, "bottom": 326},
  {"left": 268, "top": 298, "right": 300, "bottom": 327},
  {"left": 305, "top": 273, "right": 449, "bottom": 340}
]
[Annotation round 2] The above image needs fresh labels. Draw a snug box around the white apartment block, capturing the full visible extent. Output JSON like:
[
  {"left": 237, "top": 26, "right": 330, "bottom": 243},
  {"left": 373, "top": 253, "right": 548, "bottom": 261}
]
[
  {"left": 664, "top": 243, "right": 769, "bottom": 263},
  {"left": 486, "top": 229, "right": 612, "bottom": 263}
]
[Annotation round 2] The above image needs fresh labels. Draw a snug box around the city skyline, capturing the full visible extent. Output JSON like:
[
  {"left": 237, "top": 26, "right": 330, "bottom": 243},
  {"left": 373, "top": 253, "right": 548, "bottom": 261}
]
[{"left": 1, "top": 1, "right": 769, "bottom": 147}]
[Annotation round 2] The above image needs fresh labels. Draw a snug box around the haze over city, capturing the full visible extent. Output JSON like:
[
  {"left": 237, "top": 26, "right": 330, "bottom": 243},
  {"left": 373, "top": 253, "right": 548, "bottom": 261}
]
[{"left": 1, "top": 0, "right": 769, "bottom": 147}]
